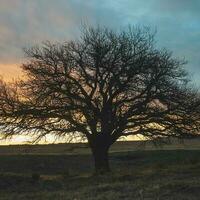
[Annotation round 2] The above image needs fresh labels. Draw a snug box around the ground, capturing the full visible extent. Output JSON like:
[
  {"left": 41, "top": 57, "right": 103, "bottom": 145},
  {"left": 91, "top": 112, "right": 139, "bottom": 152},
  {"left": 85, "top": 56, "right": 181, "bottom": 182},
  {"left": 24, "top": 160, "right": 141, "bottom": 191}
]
[{"left": 0, "top": 141, "right": 200, "bottom": 199}]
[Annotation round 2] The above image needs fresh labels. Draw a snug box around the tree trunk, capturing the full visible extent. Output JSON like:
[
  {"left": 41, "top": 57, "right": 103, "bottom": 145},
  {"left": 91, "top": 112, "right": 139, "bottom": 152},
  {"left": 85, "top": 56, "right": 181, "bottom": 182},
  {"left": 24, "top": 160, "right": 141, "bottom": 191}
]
[{"left": 91, "top": 146, "right": 110, "bottom": 175}]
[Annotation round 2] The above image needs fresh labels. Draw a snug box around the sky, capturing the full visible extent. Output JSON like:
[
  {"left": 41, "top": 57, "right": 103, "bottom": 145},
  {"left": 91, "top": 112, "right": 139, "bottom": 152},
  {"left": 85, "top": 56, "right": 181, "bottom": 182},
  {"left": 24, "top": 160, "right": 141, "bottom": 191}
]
[
  {"left": 0, "top": 0, "right": 200, "bottom": 144},
  {"left": 0, "top": 0, "right": 199, "bottom": 83}
]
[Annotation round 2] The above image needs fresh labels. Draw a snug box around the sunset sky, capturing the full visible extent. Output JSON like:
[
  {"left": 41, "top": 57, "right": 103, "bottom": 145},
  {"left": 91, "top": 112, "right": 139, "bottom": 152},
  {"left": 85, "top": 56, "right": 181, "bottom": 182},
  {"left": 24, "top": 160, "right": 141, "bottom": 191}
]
[
  {"left": 0, "top": 0, "right": 200, "bottom": 144},
  {"left": 0, "top": 0, "right": 200, "bottom": 83}
]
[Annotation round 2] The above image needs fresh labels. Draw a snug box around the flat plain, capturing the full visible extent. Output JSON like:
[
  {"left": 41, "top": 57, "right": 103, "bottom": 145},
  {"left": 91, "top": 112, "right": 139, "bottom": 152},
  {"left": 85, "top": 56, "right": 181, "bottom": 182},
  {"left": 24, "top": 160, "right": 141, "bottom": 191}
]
[{"left": 0, "top": 139, "right": 200, "bottom": 200}]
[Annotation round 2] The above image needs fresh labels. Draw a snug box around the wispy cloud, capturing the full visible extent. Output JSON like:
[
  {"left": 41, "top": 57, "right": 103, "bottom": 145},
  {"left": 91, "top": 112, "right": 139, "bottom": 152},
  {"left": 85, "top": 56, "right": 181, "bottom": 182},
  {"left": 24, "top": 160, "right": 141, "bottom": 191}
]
[{"left": 0, "top": 0, "right": 199, "bottom": 84}]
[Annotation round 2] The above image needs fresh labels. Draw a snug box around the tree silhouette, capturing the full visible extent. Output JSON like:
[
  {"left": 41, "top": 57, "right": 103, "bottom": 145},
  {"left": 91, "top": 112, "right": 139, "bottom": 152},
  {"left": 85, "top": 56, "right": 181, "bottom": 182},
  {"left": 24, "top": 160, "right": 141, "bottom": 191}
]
[{"left": 0, "top": 26, "right": 200, "bottom": 174}]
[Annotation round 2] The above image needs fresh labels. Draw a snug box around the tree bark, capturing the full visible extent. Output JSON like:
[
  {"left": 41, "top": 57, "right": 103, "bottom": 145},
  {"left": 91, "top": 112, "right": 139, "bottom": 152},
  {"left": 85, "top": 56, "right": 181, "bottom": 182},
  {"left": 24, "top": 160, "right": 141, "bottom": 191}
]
[{"left": 91, "top": 146, "right": 110, "bottom": 175}]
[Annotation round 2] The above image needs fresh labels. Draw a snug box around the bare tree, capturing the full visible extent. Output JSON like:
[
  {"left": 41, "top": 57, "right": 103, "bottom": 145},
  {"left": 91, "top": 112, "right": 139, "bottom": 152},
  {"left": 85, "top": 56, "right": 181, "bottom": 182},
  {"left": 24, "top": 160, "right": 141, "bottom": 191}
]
[{"left": 0, "top": 26, "right": 200, "bottom": 174}]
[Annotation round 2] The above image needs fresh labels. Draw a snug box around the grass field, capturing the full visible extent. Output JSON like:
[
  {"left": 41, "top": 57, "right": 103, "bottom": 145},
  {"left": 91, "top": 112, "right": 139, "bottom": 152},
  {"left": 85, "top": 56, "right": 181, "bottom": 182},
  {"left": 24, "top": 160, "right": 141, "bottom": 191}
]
[{"left": 0, "top": 140, "right": 200, "bottom": 199}]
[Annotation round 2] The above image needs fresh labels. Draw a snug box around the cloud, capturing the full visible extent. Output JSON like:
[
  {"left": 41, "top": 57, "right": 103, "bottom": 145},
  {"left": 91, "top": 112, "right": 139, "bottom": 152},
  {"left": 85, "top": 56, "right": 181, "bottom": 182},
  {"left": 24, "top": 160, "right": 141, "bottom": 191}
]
[
  {"left": 154, "top": 0, "right": 200, "bottom": 14},
  {"left": 0, "top": 0, "right": 199, "bottom": 84}
]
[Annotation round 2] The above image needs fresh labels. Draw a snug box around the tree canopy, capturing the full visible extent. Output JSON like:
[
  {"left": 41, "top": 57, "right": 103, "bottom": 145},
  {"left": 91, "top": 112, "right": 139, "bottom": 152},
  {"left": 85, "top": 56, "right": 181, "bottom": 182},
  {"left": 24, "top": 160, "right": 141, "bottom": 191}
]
[{"left": 0, "top": 26, "right": 200, "bottom": 173}]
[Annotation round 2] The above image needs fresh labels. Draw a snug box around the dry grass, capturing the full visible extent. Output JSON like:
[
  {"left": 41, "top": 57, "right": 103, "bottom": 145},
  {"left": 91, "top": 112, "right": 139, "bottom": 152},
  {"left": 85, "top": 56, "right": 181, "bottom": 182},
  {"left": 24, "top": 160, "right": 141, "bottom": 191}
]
[{"left": 1, "top": 141, "right": 200, "bottom": 199}]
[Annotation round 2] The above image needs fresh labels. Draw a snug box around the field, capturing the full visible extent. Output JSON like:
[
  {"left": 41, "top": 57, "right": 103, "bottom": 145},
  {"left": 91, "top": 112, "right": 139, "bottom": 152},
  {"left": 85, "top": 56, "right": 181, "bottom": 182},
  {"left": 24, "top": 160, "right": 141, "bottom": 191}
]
[{"left": 0, "top": 140, "right": 200, "bottom": 199}]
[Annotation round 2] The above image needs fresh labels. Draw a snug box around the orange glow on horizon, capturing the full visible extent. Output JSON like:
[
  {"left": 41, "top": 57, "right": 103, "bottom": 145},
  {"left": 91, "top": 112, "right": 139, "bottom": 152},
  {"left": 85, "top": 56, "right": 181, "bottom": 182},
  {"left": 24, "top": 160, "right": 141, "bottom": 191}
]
[
  {"left": 0, "top": 135, "right": 142, "bottom": 145},
  {"left": 0, "top": 63, "right": 23, "bottom": 81}
]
